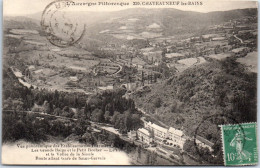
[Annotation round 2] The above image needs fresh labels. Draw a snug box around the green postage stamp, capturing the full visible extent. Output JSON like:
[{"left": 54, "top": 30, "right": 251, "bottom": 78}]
[{"left": 221, "top": 123, "right": 258, "bottom": 166}]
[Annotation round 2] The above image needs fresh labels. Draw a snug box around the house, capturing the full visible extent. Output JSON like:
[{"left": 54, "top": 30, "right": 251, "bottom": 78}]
[
  {"left": 69, "top": 76, "right": 78, "bottom": 82},
  {"left": 202, "top": 34, "right": 216, "bottom": 42},
  {"left": 235, "top": 25, "right": 251, "bottom": 31},
  {"left": 190, "top": 36, "right": 202, "bottom": 43},
  {"left": 137, "top": 128, "right": 151, "bottom": 144},
  {"left": 121, "top": 82, "right": 137, "bottom": 91},
  {"left": 195, "top": 135, "right": 214, "bottom": 152},
  {"left": 142, "top": 51, "right": 162, "bottom": 64}
]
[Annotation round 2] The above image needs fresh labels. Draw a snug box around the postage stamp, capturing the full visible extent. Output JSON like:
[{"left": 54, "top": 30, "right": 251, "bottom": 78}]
[{"left": 221, "top": 123, "right": 258, "bottom": 166}]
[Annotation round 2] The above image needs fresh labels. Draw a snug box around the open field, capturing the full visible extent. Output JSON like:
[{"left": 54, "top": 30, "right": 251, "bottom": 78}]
[
  {"left": 207, "top": 53, "right": 233, "bottom": 60},
  {"left": 175, "top": 58, "right": 198, "bottom": 72},
  {"left": 237, "top": 51, "right": 258, "bottom": 73}
]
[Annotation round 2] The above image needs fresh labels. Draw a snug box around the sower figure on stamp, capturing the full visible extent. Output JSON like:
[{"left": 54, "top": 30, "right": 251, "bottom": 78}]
[{"left": 230, "top": 128, "right": 252, "bottom": 163}]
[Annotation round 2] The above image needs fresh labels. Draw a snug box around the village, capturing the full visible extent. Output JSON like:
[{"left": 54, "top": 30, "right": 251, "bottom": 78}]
[
  {"left": 5, "top": 14, "right": 257, "bottom": 99},
  {"left": 92, "top": 15, "right": 257, "bottom": 94}
]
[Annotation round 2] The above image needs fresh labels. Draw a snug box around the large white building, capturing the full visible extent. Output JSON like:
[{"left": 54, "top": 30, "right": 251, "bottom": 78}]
[
  {"left": 144, "top": 121, "right": 168, "bottom": 139},
  {"left": 151, "top": 123, "right": 168, "bottom": 139},
  {"left": 143, "top": 120, "right": 187, "bottom": 149},
  {"left": 168, "top": 127, "right": 186, "bottom": 149}
]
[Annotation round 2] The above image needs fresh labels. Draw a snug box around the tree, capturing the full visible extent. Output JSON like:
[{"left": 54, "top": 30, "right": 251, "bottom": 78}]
[
  {"left": 183, "top": 140, "right": 196, "bottom": 154},
  {"left": 82, "top": 132, "right": 96, "bottom": 145},
  {"left": 91, "top": 108, "right": 104, "bottom": 122},
  {"left": 124, "top": 110, "right": 132, "bottom": 131},
  {"left": 61, "top": 106, "right": 74, "bottom": 118},
  {"left": 84, "top": 103, "right": 92, "bottom": 119},
  {"left": 111, "top": 111, "right": 120, "bottom": 124},
  {"left": 153, "top": 97, "right": 162, "bottom": 108},
  {"left": 104, "top": 111, "right": 111, "bottom": 122},
  {"left": 131, "top": 114, "right": 141, "bottom": 130},
  {"left": 105, "top": 103, "right": 113, "bottom": 113},
  {"left": 75, "top": 108, "right": 85, "bottom": 119},
  {"left": 54, "top": 108, "right": 62, "bottom": 116},
  {"left": 137, "top": 145, "right": 142, "bottom": 159},
  {"left": 150, "top": 129, "right": 155, "bottom": 139},
  {"left": 42, "top": 100, "right": 51, "bottom": 114},
  {"left": 146, "top": 152, "right": 151, "bottom": 164},
  {"left": 74, "top": 118, "right": 89, "bottom": 135},
  {"left": 3, "top": 98, "right": 24, "bottom": 111},
  {"left": 150, "top": 151, "right": 157, "bottom": 165}
]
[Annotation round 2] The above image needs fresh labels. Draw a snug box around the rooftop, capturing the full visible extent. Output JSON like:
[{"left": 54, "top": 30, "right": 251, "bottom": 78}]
[
  {"left": 151, "top": 123, "right": 168, "bottom": 133},
  {"left": 138, "top": 128, "right": 150, "bottom": 136},
  {"left": 165, "top": 53, "right": 184, "bottom": 58},
  {"left": 196, "top": 135, "right": 214, "bottom": 147},
  {"left": 232, "top": 47, "right": 248, "bottom": 53},
  {"left": 169, "top": 127, "right": 183, "bottom": 137}
]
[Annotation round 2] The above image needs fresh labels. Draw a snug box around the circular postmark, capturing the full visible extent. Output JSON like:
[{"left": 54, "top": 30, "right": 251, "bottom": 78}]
[
  {"left": 193, "top": 113, "right": 245, "bottom": 165},
  {"left": 41, "top": 0, "right": 85, "bottom": 47}
]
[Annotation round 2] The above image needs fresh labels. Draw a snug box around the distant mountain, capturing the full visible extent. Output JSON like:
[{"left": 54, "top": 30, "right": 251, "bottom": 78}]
[
  {"left": 4, "top": 16, "right": 40, "bottom": 30},
  {"left": 4, "top": 8, "right": 257, "bottom": 39},
  {"left": 83, "top": 8, "right": 257, "bottom": 34}
]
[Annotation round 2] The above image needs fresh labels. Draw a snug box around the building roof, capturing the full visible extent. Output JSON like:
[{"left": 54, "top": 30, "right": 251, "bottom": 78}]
[
  {"left": 69, "top": 76, "right": 78, "bottom": 82},
  {"left": 151, "top": 123, "right": 168, "bottom": 133},
  {"left": 97, "top": 85, "right": 113, "bottom": 90},
  {"left": 165, "top": 53, "right": 184, "bottom": 58},
  {"left": 212, "top": 37, "right": 226, "bottom": 41},
  {"left": 196, "top": 135, "right": 214, "bottom": 147},
  {"left": 202, "top": 34, "right": 218, "bottom": 38},
  {"left": 168, "top": 127, "right": 183, "bottom": 137},
  {"left": 143, "top": 51, "right": 163, "bottom": 57},
  {"left": 232, "top": 47, "right": 248, "bottom": 53},
  {"left": 138, "top": 128, "right": 150, "bottom": 136}
]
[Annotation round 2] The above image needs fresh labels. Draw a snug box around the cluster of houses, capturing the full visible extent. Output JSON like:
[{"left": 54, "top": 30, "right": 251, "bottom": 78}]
[{"left": 129, "top": 120, "right": 214, "bottom": 152}]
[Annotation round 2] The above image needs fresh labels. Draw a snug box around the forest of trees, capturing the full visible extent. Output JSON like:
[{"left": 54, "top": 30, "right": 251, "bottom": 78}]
[
  {"left": 183, "top": 140, "right": 219, "bottom": 164},
  {"left": 2, "top": 109, "right": 138, "bottom": 154},
  {"left": 2, "top": 54, "right": 144, "bottom": 142},
  {"left": 83, "top": 89, "right": 142, "bottom": 133}
]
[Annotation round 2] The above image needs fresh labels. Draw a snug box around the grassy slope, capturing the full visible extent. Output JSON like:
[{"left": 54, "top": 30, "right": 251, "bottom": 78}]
[{"left": 133, "top": 59, "right": 257, "bottom": 138}]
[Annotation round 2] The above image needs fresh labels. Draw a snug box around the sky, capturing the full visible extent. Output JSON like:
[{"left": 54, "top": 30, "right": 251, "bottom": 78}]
[{"left": 3, "top": 0, "right": 258, "bottom": 16}]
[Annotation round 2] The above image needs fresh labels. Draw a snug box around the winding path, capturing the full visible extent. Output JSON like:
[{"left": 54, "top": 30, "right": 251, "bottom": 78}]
[{"left": 234, "top": 34, "right": 244, "bottom": 44}]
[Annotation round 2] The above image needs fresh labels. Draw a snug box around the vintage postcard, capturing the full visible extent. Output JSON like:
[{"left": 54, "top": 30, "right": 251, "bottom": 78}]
[{"left": 2, "top": 0, "right": 258, "bottom": 166}]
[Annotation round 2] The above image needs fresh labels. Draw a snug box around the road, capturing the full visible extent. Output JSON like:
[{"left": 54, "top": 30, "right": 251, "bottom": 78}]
[
  {"left": 3, "top": 109, "right": 78, "bottom": 121},
  {"left": 234, "top": 34, "right": 244, "bottom": 44},
  {"left": 108, "top": 59, "right": 123, "bottom": 75},
  {"left": 137, "top": 107, "right": 169, "bottom": 128}
]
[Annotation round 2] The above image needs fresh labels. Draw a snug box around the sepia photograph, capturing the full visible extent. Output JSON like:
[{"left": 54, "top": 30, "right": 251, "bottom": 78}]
[{"left": 1, "top": 0, "right": 258, "bottom": 166}]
